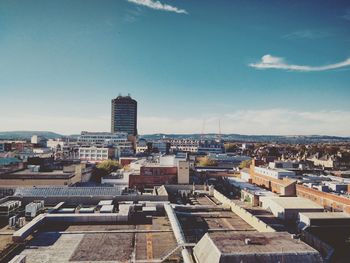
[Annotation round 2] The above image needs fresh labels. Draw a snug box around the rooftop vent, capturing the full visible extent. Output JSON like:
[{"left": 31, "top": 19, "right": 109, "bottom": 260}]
[{"left": 244, "top": 238, "right": 252, "bottom": 245}]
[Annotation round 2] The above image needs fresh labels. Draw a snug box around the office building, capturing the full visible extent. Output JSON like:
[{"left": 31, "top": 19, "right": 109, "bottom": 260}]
[
  {"left": 78, "top": 147, "right": 114, "bottom": 162},
  {"left": 111, "top": 95, "right": 137, "bottom": 136}
]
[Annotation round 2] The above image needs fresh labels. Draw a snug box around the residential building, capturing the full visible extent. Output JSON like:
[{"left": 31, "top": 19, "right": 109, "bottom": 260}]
[{"left": 111, "top": 95, "right": 137, "bottom": 136}]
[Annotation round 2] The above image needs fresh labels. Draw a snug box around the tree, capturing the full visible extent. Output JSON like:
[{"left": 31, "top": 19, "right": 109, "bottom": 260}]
[
  {"left": 197, "top": 156, "right": 218, "bottom": 167},
  {"left": 224, "top": 143, "right": 238, "bottom": 153},
  {"left": 239, "top": 159, "right": 252, "bottom": 169},
  {"left": 93, "top": 160, "right": 120, "bottom": 179}
]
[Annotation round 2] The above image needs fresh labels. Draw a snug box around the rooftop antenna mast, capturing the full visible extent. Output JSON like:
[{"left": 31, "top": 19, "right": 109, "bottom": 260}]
[{"left": 218, "top": 119, "right": 222, "bottom": 142}]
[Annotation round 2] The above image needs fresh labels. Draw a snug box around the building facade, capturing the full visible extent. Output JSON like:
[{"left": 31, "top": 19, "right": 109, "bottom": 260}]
[
  {"left": 111, "top": 95, "right": 137, "bottom": 136},
  {"left": 78, "top": 147, "right": 114, "bottom": 162}
]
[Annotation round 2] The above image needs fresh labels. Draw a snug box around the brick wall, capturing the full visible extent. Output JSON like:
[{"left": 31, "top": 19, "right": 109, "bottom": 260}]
[{"left": 296, "top": 184, "right": 350, "bottom": 213}]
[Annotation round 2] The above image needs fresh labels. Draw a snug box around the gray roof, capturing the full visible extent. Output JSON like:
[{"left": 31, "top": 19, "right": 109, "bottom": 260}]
[
  {"left": 14, "top": 186, "right": 125, "bottom": 197},
  {"left": 193, "top": 232, "right": 323, "bottom": 263}
]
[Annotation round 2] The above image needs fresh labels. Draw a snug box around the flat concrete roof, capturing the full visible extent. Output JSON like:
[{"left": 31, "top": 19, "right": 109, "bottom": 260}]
[
  {"left": 17, "top": 216, "right": 179, "bottom": 263},
  {"left": 227, "top": 177, "right": 277, "bottom": 197},
  {"left": 299, "top": 212, "right": 350, "bottom": 220},
  {"left": 265, "top": 197, "right": 323, "bottom": 210},
  {"left": 208, "top": 232, "right": 319, "bottom": 254}
]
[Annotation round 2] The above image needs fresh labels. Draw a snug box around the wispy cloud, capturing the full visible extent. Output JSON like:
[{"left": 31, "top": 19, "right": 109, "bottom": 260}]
[
  {"left": 127, "top": 0, "right": 188, "bottom": 14},
  {"left": 283, "top": 30, "right": 331, "bottom": 40},
  {"left": 249, "top": 54, "right": 350, "bottom": 72}
]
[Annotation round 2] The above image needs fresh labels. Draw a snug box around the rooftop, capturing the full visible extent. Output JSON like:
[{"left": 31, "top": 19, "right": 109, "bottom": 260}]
[
  {"left": 299, "top": 212, "right": 350, "bottom": 220},
  {"left": 264, "top": 197, "right": 323, "bottom": 210},
  {"left": 17, "top": 216, "right": 178, "bottom": 263},
  {"left": 209, "top": 232, "right": 320, "bottom": 254},
  {"left": 193, "top": 232, "right": 323, "bottom": 263},
  {"left": 14, "top": 186, "right": 125, "bottom": 197}
]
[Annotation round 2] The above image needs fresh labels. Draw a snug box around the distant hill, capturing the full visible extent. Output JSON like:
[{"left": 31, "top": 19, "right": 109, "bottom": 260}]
[
  {"left": 1, "top": 131, "right": 349, "bottom": 143},
  {"left": 0, "top": 131, "right": 64, "bottom": 140},
  {"left": 140, "top": 133, "right": 350, "bottom": 143}
]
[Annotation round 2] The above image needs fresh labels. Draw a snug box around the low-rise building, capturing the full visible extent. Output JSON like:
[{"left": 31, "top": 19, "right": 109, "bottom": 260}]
[
  {"left": 193, "top": 232, "right": 322, "bottom": 263},
  {"left": 198, "top": 140, "right": 223, "bottom": 154},
  {"left": 78, "top": 147, "right": 114, "bottom": 162},
  {"left": 269, "top": 160, "right": 305, "bottom": 170},
  {"left": 261, "top": 196, "right": 324, "bottom": 220},
  {"left": 227, "top": 176, "right": 277, "bottom": 206},
  {"left": 78, "top": 131, "right": 129, "bottom": 145},
  {"left": 31, "top": 135, "right": 47, "bottom": 147},
  {"left": 254, "top": 166, "right": 296, "bottom": 180},
  {"left": 296, "top": 184, "right": 350, "bottom": 213},
  {"left": 164, "top": 138, "right": 199, "bottom": 153},
  {"left": 128, "top": 155, "right": 189, "bottom": 188}
]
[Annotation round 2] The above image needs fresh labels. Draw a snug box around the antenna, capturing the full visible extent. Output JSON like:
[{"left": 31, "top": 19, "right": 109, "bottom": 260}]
[{"left": 218, "top": 119, "right": 222, "bottom": 142}]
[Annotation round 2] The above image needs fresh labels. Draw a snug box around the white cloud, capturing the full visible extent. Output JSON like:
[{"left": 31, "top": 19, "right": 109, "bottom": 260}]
[
  {"left": 138, "top": 109, "right": 350, "bottom": 136},
  {"left": 0, "top": 114, "right": 110, "bottom": 135},
  {"left": 127, "top": 0, "right": 188, "bottom": 14},
  {"left": 249, "top": 54, "right": 350, "bottom": 72},
  {"left": 1, "top": 110, "right": 350, "bottom": 136}
]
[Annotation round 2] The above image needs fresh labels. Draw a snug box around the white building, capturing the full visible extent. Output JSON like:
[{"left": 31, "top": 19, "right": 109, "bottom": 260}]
[
  {"left": 78, "top": 131, "right": 129, "bottom": 145},
  {"left": 164, "top": 138, "right": 199, "bottom": 153},
  {"left": 261, "top": 197, "right": 324, "bottom": 220},
  {"left": 269, "top": 161, "right": 304, "bottom": 170},
  {"left": 78, "top": 147, "right": 113, "bottom": 162},
  {"left": 159, "top": 155, "right": 187, "bottom": 166},
  {"left": 254, "top": 166, "right": 295, "bottom": 180},
  {"left": 46, "top": 139, "right": 66, "bottom": 150},
  {"left": 78, "top": 132, "right": 133, "bottom": 157}
]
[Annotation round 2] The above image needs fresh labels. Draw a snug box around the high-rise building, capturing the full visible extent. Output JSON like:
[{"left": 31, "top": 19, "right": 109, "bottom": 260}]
[{"left": 111, "top": 95, "right": 137, "bottom": 136}]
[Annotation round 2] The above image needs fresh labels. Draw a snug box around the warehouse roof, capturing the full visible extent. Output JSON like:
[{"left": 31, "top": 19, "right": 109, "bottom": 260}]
[
  {"left": 299, "top": 212, "right": 350, "bottom": 220},
  {"left": 14, "top": 186, "right": 125, "bottom": 197},
  {"left": 264, "top": 197, "right": 323, "bottom": 210},
  {"left": 193, "top": 232, "right": 323, "bottom": 263}
]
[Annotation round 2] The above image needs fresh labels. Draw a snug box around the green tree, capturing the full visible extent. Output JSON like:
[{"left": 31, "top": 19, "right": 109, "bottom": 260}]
[
  {"left": 197, "top": 156, "right": 218, "bottom": 167},
  {"left": 239, "top": 159, "right": 252, "bottom": 169},
  {"left": 224, "top": 143, "right": 238, "bottom": 153},
  {"left": 94, "top": 160, "right": 120, "bottom": 179}
]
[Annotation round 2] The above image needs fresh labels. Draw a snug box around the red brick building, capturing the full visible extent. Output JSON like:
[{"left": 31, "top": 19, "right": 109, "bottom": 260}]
[
  {"left": 249, "top": 160, "right": 296, "bottom": 196},
  {"left": 296, "top": 184, "right": 350, "bottom": 213},
  {"left": 129, "top": 166, "right": 178, "bottom": 189}
]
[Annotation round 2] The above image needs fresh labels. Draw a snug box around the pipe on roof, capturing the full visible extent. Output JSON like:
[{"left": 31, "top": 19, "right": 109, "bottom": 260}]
[{"left": 164, "top": 204, "right": 194, "bottom": 263}]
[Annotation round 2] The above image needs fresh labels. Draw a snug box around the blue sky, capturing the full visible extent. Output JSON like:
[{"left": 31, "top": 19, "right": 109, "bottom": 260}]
[{"left": 1, "top": 0, "right": 350, "bottom": 135}]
